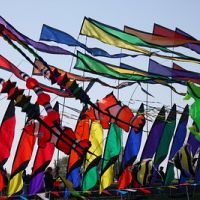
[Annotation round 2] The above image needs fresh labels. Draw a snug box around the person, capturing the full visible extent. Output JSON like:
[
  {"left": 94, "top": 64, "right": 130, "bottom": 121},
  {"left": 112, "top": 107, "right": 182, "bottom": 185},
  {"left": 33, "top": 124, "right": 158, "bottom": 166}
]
[
  {"left": 44, "top": 167, "right": 54, "bottom": 198},
  {"left": 159, "top": 166, "right": 165, "bottom": 182},
  {"left": 22, "top": 170, "right": 30, "bottom": 194}
]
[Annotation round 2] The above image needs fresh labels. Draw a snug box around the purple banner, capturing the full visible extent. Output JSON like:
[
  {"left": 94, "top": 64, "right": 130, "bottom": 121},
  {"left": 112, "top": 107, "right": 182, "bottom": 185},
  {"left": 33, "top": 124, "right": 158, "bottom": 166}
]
[
  {"left": 148, "top": 59, "right": 200, "bottom": 80},
  {"left": 140, "top": 106, "right": 165, "bottom": 160},
  {"left": 29, "top": 171, "right": 44, "bottom": 195},
  {"left": 0, "top": 16, "right": 73, "bottom": 55}
]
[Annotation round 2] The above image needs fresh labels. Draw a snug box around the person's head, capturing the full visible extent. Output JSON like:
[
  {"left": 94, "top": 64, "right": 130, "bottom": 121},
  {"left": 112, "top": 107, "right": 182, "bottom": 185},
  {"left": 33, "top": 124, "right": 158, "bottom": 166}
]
[
  {"left": 46, "top": 167, "right": 53, "bottom": 173},
  {"left": 160, "top": 166, "right": 164, "bottom": 171}
]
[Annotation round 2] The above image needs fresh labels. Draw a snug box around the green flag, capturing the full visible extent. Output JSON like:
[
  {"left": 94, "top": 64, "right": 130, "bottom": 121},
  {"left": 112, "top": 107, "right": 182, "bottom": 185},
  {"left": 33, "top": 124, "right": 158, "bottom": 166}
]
[
  {"left": 75, "top": 51, "right": 164, "bottom": 82},
  {"left": 154, "top": 104, "right": 177, "bottom": 165},
  {"left": 81, "top": 18, "right": 200, "bottom": 64},
  {"left": 150, "top": 104, "right": 177, "bottom": 184},
  {"left": 82, "top": 121, "right": 103, "bottom": 191},
  {"left": 100, "top": 123, "right": 122, "bottom": 193}
]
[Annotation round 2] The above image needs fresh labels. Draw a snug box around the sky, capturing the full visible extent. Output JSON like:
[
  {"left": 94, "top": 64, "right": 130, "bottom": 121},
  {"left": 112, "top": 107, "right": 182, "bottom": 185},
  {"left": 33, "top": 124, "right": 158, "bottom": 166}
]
[{"left": 0, "top": 0, "right": 200, "bottom": 174}]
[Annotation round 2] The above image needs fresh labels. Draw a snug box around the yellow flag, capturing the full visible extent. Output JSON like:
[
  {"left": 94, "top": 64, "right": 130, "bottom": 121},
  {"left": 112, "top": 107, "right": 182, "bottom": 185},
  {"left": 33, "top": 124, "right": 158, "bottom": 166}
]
[
  {"left": 100, "top": 164, "right": 114, "bottom": 193},
  {"left": 7, "top": 171, "right": 24, "bottom": 197},
  {"left": 81, "top": 18, "right": 150, "bottom": 55},
  {"left": 82, "top": 120, "right": 103, "bottom": 191},
  {"left": 81, "top": 18, "right": 200, "bottom": 64}
]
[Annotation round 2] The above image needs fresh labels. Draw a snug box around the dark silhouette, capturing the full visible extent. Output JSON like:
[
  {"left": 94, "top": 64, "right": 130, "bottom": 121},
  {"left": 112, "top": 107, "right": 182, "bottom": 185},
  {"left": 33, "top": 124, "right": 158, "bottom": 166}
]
[
  {"left": 44, "top": 167, "right": 54, "bottom": 191},
  {"left": 2, "top": 168, "right": 8, "bottom": 186},
  {"left": 44, "top": 167, "right": 55, "bottom": 199},
  {"left": 159, "top": 166, "right": 165, "bottom": 182},
  {"left": 22, "top": 170, "right": 30, "bottom": 194},
  {"left": 22, "top": 169, "right": 30, "bottom": 184}
]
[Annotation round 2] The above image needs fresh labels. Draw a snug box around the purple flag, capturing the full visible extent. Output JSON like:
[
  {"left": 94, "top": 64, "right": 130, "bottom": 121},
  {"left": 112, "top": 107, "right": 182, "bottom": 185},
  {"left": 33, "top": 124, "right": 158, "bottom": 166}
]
[
  {"left": 176, "top": 28, "right": 200, "bottom": 55},
  {"left": 0, "top": 16, "right": 73, "bottom": 55},
  {"left": 29, "top": 172, "right": 44, "bottom": 195},
  {"left": 148, "top": 59, "right": 200, "bottom": 81},
  {"left": 140, "top": 106, "right": 166, "bottom": 160}
]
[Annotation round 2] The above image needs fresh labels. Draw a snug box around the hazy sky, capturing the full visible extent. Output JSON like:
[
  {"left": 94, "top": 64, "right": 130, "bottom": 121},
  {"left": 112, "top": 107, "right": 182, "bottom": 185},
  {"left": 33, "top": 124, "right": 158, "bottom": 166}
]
[{"left": 0, "top": 0, "right": 200, "bottom": 173}]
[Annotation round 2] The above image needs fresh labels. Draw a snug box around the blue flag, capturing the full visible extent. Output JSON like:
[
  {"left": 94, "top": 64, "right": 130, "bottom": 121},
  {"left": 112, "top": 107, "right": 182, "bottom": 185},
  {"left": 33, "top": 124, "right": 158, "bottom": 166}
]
[{"left": 40, "top": 24, "right": 143, "bottom": 58}]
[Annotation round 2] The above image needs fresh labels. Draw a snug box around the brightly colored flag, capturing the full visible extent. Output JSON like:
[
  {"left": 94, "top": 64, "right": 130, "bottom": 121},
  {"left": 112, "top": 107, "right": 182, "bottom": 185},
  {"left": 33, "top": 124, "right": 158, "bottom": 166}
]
[
  {"left": 148, "top": 59, "right": 200, "bottom": 83},
  {"left": 150, "top": 104, "right": 177, "bottom": 184},
  {"left": 124, "top": 24, "right": 200, "bottom": 47},
  {"left": 28, "top": 102, "right": 58, "bottom": 195},
  {"left": 0, "top": 16, "right": 73, "bottom": 55},
  {"left": 99, "top": 123, "right": 122, "bottom": 193},
  {"left": 7, "top": 130, "right": 36, "bottom": 196},
  {"left": 0, "top": 100, "right": 16, "bottom": 192},
  {"left": 153, "top": 23, "right": 200, "bottom": 55},
  {"left": 118, "top": 104, "right": 144, "bottom": 189},
  {"left": 82, "top": 120, "right": 103, "bottom": 191},
  {"left": 140, "top": 106, "right": 166, "bottom": 160},
  {"left": 80, "top": 17, "right": 200, "bottom": 64},
  {"left": 164, "top": 105, "right": 189, "bottom": 185},
  {"left": 40, "top": 24, "right": 142, "bottom": 59},
  {"left": 172, "top": 63, "right": 200, "bottom": 84},
  {"left": 75, "top": 51, "right": 167, "bottom": 82},
  {"left": 66, "top": 111, "right": 90, "bottom": 188}
]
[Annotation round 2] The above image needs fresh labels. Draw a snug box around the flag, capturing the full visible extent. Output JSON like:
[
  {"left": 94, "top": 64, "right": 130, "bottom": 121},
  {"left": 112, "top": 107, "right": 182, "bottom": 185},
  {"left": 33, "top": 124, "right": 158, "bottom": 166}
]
[
  {"left": 0, "top": 100, "right": 15, "bottom": 192},
  {"left": 176, "top": 28, "right": 200, "bottom": 54},
  {"left": 165, "top": 105, "right": 189, "bottom": 184},
  {"left": 172, "top": 63, "right": 200, "bottom": 84},
  {"left": 75, "top": 51, "right": 187, "bottom": 95},
  {"left": 8, "top": 171, "right": 24, "bottom": 197},
  {"left": 148, "top": 59, "right": 200, "bottom": 83},
  {"left": 140, "top": 106, "right": 166, "bottom": 160},
  {"left": 75, "top": 51, "right": 162, "bottom": 82},
  {"left": 28, "top": 143, "right": 55, "bottom": 195},
  {"left": 0, "top": 100, "right": 16, "bottom": 165},
  {"left": 80, "top": 17, "right": 200, "bottom": 64},
  {"left": 153, "top": 23, "right": 200, "bottom": 54},
  {"left": 66, "top": 113, "right": 90, "bottom": 188},
  {"left": 136, "top": 159, "right": 153, "bottom": 186},
  {"left": 100, "top": 123, "right": 122, "bottom": 193},
  {"left": 29, "top": 102, "right": 58, "bottom": 195},
  {"left": 124, "top": 24, "right": 200, "bottom": 47},
  {"left": 40, "top": 24, "right": 141, "bottom": 59},
  {"left": 0, "top": 16, "right": 73, "bottom": 55},
  {"left": 82, "top": 120, "right": 103, "bottom": 191},
  {"left": 118, "top": 104, "right": 144, "bottom": 189},
  {"left": 150, "top": 104, "right": 177, "bottom": 184},
  {"left": 7, "top": 130, "right": 36, "bottom": 196}
]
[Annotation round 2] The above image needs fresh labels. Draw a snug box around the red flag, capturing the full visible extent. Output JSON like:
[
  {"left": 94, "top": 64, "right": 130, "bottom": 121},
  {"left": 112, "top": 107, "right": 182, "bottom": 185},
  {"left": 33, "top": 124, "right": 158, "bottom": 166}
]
[
  {"left": 0, "top": 100, "right": 15, "bottom": 192},
  {"left": 173, "top": 63, "right": 200, "bottom": 84},
  {"left": 153, "top": 23, "right": 186, "bottom": 39},
  {"left": 28, "top": 102, "right": 58, "bottom": 195},
  {"left": 10, "top": 131, "right": 36, "bottom": 177},
  {"left": 0, "top": 100, "right": 16, "bottom": 165},
  {"left": 66, "top": 115, "right": 90, "bottom": 188}
]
